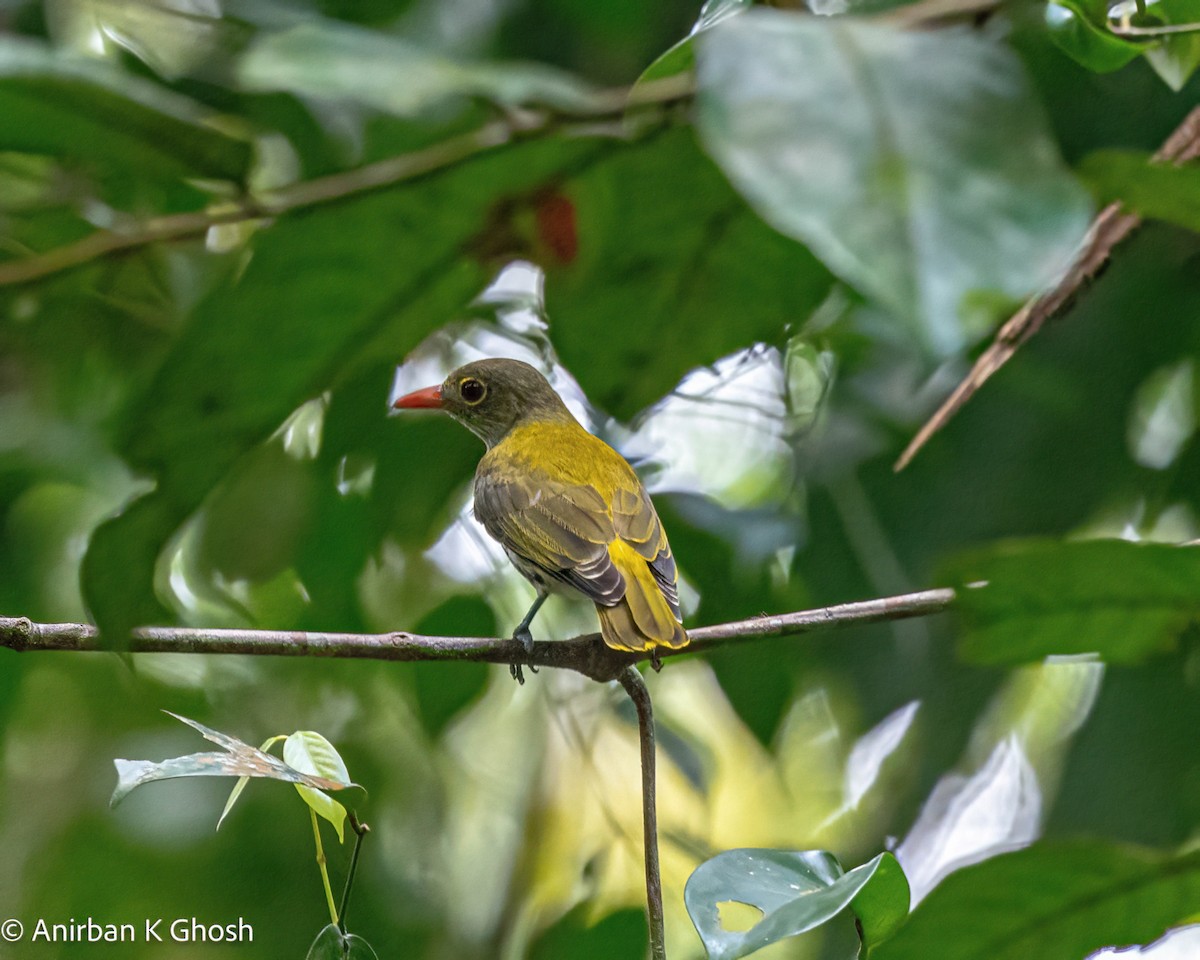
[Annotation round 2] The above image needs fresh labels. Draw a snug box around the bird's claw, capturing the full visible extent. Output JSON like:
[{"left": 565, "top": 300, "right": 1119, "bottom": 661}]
[{"left": 510, "top": 626, "right": 538, "bottom": 684}]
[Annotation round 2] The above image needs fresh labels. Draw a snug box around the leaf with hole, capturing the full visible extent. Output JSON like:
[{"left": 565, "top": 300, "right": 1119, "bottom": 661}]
[{"left": 685, "top": 849, "right": 909, "bottom": 959}]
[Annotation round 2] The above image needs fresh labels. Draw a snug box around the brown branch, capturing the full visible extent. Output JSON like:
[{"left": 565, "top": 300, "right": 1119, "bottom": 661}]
[
  {"left": 0, "top": 587, "right": 955, "bottom": 683},
  {"left": 0, "top": 75, "right": 693, "bottom": 289},
  {"left": 618, "top": 666, "right": 666, "bottom": 960},
  {"left": 2, "top": 584, "right": 952, "bottom": 958},
  {"left": 895, "top": 105, "right": 1200, "bottom": 472}
]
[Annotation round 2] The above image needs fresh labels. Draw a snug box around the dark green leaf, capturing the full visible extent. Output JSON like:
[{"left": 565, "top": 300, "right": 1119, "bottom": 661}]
[
  {"left": 685, "top": 848, "right": 908, "bottom": 960},
  {"left": 0, "top": 36, "right": 251, "bottom": 197},
  {"left": 545, "top": 127, "right": 834, "bottom": 417},
  {"left": 695, "top": 11, "right": 1093, "bottom": 355},
  {"left": 1079, "top": 149, "right": 1200, "bottom": 233},
  {"left": 872, "top": 842, "right": 1200, "bottom": 960},
  {"left": 946, "top": 539, "right": 1200, "bottom": 665},
  {"left": 853, "top": 853, "right": 911, "bottom": 953}
]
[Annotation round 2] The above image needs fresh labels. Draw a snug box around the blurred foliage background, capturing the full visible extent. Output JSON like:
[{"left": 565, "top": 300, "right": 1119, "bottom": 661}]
[{"left": 2, "top": 0, "right": 1200, "bottom": 957}]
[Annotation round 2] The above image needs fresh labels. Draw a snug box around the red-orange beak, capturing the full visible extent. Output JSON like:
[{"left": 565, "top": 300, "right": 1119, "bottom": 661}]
[{"left": 392, "top": 385, "right": 443, "bottom": 410}]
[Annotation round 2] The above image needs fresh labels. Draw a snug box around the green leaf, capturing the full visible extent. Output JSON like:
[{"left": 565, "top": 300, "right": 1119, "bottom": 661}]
[
  {"left": 695, "top": 11, "right": 1093, "bottom": 355},
  {"left": 238, "top": 19, "right": 600, "bottom": 118},
  {"left": 0, "top": 36, "right": 251, "bottom": 199},
  {"left": 685, "top": 849, "right": 909, "bottom": 960},
  {"left": 111, "top": 715, "right": 354, "bottom": 807},
  {"left": 946, "top": 539, "right": 1200, "bottom": 665},
  {"left": 1079, "top": 149, "right": 1200, "bottom": 233},
  {"left": 1139, "top": 0, "right": 1200, "bottom": 89},
  {"left": 306, "top": 924, "right": 381, "bottom": 960},
  {"left": 633, "top": 0, "right": 750, "bottom": 89},
  {"left": 853, "top": 853, "right": 911, "bottom": 952},
  {"left": 283, "top": 731, "right": 352, "bottom": 843},
  {"left": 1045, "top": 0, "right": 1145, "bottom": 73},
  {"left": 872, "top": 842, "right": 1200, "bottom": 960},
  {"left": 45, "top": 0, "right": 236, "bottom": 81}
]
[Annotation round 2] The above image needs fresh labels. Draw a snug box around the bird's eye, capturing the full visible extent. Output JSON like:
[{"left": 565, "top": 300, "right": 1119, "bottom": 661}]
[{"left": 460, "top": 377, "right": 486, "bottom": 405}]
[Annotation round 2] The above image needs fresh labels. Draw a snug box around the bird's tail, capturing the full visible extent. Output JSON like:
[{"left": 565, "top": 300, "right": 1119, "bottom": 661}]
[{"left": 597, "top": 541, "right": 688, "bottom": 653}]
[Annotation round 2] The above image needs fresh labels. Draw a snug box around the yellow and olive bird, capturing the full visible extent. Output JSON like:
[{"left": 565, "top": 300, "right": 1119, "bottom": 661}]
[{"left": 393, "top": 358, "right": 687, "bottom": 678}]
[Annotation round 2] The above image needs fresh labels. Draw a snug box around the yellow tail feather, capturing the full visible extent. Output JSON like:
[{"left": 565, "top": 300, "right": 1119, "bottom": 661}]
[{"left": 596, "top": 541, "right": 688, "bottom": 652}]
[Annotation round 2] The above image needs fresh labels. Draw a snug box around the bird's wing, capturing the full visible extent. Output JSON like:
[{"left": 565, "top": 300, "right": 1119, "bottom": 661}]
[
  {"left": 473, "top": 469, "right": 626, "bottom": 605},
  {"left": 610, "top": 485, "right": 681, "bottom": 620}
]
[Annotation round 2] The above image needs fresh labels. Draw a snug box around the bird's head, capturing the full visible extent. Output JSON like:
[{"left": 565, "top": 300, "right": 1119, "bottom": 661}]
[{"left": 392, "top": 358, "right": 573, "bottom": 448}]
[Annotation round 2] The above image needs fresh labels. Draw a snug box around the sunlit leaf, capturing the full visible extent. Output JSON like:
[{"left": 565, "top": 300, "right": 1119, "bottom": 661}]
[
  {"left": 685, "top": 848, "right": 909, "bottom": 959},
  {"left": 1127, "top": 360, "right": 1196, "bottom": 470},
  {"left": 873, "top": 842, "right": 1200, "bottom": 960},
  {"left": 695, "top": 10, "right": 1092, "bottom": 355},
  {"left": 946, "top": 539, "right": 1200, "bottom": 665},
  {"left": 238, "top": 19, "right": 599, "bottom": 117},
  {"left": 45, "top": 0, "right": 232, "bottom": 80},
  {"left": 284, "top": 730, "right": 351, "bottom": 843}
]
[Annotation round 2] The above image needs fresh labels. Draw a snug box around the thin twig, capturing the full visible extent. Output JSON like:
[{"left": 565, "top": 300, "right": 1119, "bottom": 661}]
[
  {"left": 338, "top": 814, "right": 370, "bottom": 936},
  {"left": 0, "top": 587, "right": 955, "bottom": 683},
  {"left": 618, "top": 666, "right": 666, "bottom": 960},
  {"left": 895, "top": 105, "right": 1200, "bottom": 472},
  {"left": 0, "top": 75, "right": 694, "bottom": 289},
  {"left": 1110, "top": 20, "right": 1200, "bottom": 36}
]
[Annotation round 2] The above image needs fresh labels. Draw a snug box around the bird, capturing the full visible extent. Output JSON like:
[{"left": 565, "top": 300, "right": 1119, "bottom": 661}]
[{"left": 392, "top": 358, "right": 687, "bottom": 681}]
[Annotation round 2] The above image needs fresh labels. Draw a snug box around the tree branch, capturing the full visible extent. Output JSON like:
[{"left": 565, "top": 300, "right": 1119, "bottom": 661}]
[
  {"left": 0, "top": 587, "right": 955, "bottom": 683},
  {"left": 0, "top": 75, "right": 694, "bottom": 289},
  {"left": 618, "top": 666, "right": 666, "bottom": 960},
  {"left": 894, "top": 105, "right": 1200, "bottom": 472}
]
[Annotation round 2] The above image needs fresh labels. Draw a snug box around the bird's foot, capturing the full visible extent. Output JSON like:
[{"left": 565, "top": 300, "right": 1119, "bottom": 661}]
[
  {"left": 510, "top": 626, "right": 538, "bottom": 684},
  {"left": 650, "top": 648, "right": 663, "bottom": 673}
]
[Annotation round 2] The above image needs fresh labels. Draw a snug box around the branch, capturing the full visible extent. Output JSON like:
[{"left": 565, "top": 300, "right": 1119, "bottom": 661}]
[
  {"left": 618, "top": 666, "right": 666, "bottom": 960},
  {"left": 894, "top": 105, "right": 1200, "bottom": 472},
  {"left": 0, "top": 587, "right": 955, "bottom": 683},
  {"left": 0, "top": 75, "right": 694, "bottom": 289}
]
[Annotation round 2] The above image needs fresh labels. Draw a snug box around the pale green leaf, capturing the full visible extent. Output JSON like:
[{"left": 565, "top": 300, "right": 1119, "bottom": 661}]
[
  {"left": 696, "top": 11, "right": 1093, "bottom": 355},
  {"left": 284, "top": 731, "right": 351, "bottom": 843}
]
